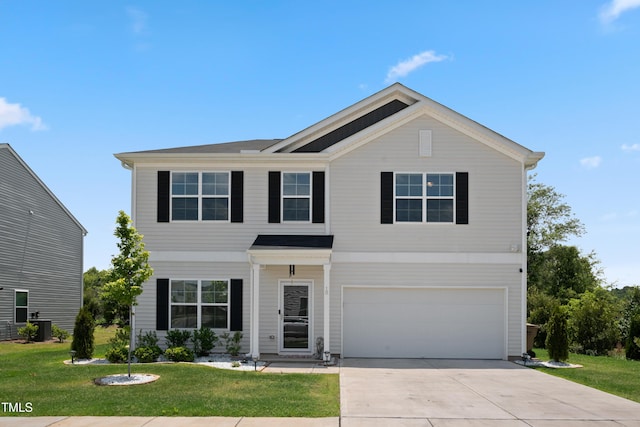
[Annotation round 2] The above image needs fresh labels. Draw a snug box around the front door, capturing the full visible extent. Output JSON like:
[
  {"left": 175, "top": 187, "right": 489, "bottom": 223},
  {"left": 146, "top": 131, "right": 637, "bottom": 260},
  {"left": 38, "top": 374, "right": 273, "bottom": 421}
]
[{"left": 280, "top": 281, "right": 312, "bottom": 353}]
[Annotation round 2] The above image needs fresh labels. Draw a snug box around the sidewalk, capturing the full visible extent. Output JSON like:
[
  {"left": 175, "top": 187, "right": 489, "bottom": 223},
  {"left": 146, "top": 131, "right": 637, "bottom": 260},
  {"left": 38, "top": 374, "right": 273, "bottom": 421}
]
[{"left": 0, "top": 417, "right": 339, "bottom": 427}]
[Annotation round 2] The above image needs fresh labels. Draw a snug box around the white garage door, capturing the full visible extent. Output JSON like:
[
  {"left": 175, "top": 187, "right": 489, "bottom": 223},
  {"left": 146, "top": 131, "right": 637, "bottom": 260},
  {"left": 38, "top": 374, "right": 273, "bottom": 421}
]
[{"left": 343, "top": 287, "right": 506, "bottom": 359}]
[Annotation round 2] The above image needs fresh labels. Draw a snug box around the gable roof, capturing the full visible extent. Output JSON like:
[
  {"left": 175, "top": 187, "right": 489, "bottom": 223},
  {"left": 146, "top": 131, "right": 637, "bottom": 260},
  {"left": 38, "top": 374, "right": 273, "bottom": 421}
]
[
  {"left": 115, "top": 83, "right": 543, "bottom": 169},
  {"left": 0, "top": 143, "right": 87, "bottom": 235}
]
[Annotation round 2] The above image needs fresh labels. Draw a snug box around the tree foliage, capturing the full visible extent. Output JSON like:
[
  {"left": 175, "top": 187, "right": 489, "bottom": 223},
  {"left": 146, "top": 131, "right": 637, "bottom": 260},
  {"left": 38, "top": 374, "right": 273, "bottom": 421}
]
[
  {"left": 567, "top": 288, "right": 619, "bottom": 355},
  {"left": 546, "top": 306, "right": 569, "bottom": 362},
  {"left": 102, "top": 211, "right": 153, "bottom": 310},
  {"left": 530, "top": 245, "right": 601, "bottom": 304},
  {"left": 527, "top": 174, "right": 585, "bottom": 254}
]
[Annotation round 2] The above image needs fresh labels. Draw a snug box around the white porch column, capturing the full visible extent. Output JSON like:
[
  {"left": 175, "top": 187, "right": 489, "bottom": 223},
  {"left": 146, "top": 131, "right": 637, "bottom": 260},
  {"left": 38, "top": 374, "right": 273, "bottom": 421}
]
[
  {"left": 323, "top": 263, "right": 331, "bottom": 359},
  {"left": 251, "top": 263, "right": 261, "bottom": 359}
]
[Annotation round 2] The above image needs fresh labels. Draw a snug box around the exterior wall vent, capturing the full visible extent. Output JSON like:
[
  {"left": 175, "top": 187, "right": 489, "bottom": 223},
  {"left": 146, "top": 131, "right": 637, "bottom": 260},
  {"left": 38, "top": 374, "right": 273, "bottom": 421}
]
[{"left": 419, "top": 130, "right": 432, "bottom": 157}]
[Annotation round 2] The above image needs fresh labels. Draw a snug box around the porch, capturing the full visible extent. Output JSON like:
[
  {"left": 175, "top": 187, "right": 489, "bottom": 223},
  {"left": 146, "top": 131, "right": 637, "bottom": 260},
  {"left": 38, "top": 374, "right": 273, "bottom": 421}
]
[{"left": 247, "top": 235, "right": 333, "bottom": 361}]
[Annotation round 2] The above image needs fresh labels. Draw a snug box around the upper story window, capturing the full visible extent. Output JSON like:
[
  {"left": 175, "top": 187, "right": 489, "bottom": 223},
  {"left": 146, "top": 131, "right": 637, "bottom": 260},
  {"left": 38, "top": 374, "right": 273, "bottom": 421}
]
[
  {"left": 282, "top": 172, "right": 311, "bottom": 222},
  {"left": 395, "top": 173, "right": 454, "bottom": 223},
  {"left": 15, "top": 290, "right": 28, "bottom": 323},
  {"left": 171, "top": 172, "right": 230, "bottom": 221}
]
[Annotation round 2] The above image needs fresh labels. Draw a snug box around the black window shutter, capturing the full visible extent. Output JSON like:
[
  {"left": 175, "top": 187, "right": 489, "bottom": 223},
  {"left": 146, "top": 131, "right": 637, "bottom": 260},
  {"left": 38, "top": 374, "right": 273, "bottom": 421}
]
[
  {"left": 312, "top": 171, "right": 325, "bottom": 223},
  {"left": 268, "top": 171, "right": 281, "bottom": 223},
  {"left": 380, "top": 172, "right": 394, "bottom": 224},
  {"left": 157, "top": 171, "right": 170, "bottom": 223},
  {"left": 156, "top": 278, "right": 169, "bottom": 331},
  {"left": 230, "top": 279, "right": 243, "bottom": 331},
  {"left": 230, "top": 171, "right": 244, "bottom": 223},
  {"left": 456, "top": 172, "right": 469, "bottom": 225}
]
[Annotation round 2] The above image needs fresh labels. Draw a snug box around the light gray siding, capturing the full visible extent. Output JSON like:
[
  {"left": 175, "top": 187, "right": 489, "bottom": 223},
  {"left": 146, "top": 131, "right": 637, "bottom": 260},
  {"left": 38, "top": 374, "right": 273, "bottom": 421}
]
[
  {"left": 330, "top": 114, "right": 524, "bottom": 253},
  {"left": 0, "top": 146, "right": 85, "bottom": 339}
]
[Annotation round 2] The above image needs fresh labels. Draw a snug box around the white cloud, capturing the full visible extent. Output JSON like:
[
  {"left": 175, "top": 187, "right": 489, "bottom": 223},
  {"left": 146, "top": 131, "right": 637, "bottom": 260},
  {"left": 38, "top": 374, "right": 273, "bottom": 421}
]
[
  {"left": 126, "top": 7, "right": 148, "bottom": 35},
  {"left": 385, "top": 50, "right": 448, "bottom": 83},
  {"left": 0, "top": 98, "right": 47, "bottom": 131},
  {"left": 580, "top": 156, "right": 602, "bottom": 169},
  {"left": 622, "top": 143, "right": 640, "bottom": 152},
  {"left": 599, "top": 0, "right": 640, "bottom": 24}
]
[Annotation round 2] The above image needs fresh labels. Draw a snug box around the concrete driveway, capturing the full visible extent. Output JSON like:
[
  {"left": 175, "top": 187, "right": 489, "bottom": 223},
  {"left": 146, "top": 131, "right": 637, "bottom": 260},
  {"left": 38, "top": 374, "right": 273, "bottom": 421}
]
[{"left": 340, "top": 358, "right": 640, "bottom": 426}]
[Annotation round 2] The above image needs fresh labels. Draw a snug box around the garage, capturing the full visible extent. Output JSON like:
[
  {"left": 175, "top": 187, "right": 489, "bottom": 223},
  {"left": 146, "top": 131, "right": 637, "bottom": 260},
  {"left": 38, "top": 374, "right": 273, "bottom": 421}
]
[{"left": 342, "top": 287, "right": 506, "bottom": 359}]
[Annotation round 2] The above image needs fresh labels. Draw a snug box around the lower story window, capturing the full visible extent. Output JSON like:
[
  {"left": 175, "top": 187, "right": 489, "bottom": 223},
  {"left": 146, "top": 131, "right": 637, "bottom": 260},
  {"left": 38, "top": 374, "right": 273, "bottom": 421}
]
[
  {"left": 170, "top": 279, "right": 229, "bottom": 329},
  {"left": 15, "top": 290, "right": 28, "bottom": 323}
]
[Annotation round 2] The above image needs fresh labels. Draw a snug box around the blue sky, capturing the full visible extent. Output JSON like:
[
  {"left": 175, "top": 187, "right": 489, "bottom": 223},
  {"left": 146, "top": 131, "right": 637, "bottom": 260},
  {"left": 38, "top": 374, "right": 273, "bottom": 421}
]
[{"left": 1, "top": 1, "right": 639, "bottom": 287}]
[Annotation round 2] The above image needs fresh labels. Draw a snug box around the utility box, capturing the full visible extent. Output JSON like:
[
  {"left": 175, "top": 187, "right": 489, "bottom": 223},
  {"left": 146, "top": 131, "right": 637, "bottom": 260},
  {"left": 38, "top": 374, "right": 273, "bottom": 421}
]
[{"left": 32, "top": 320, "right": 52, "bottom": 342}]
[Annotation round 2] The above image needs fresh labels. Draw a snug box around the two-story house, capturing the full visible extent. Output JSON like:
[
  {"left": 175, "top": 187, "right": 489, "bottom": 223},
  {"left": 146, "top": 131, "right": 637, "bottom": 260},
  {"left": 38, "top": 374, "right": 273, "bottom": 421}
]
[
  {"left": 115, "top": 83, "right": 543, "bottom": 360},
  {"left": 1, "top": 144, "right": 87, "bottom": 340}
]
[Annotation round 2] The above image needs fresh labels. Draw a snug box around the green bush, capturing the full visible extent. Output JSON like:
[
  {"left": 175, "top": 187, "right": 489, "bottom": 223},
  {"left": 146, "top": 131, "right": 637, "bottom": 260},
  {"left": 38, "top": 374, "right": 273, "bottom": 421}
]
[
  {"left": 71, "top": 307, "right": 95, "bottom": 359},
  {"left": 18, "top": 322, "right": 39, "bottom": 342},
  {"left": 134, "top": 330, "right": 162, "bottom": 362},
  {"left": 164, "top": 346, "right": 194, "bottom": 362},
  {"left": 626, "top": 315, "right": 640, "bottom": 360},
  {"left": 192, "top": 326, "right": 218, "bottom": 357},
  {"left": 52, "top": 324, "right": 69, "bottom": 343},
  {"left": 567, "top": 288, "right": 619, "bottom": 355},
  {"left": 105, "top": 327, "right": 130, "bottom": 363},
  {"left": 165, "top": 329, "right": 192, "bottom": 348},
  {"left": 105, "top": 345, "right": 129, "bottom": 363},
  {"left": 134, "top": 346, "right": 161, "bottom": 363},
  {"left": 221, "top": 331, "right": 243, "bottom": 356},
  {"left": 546, "top": 306, "right": 569, "bottom": 362}
]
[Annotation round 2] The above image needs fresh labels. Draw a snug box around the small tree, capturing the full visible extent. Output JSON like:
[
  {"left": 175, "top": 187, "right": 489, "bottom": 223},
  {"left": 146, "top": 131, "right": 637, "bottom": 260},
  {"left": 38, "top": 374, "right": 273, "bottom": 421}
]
[
  {"left": 71, "top": 307, "right": 95, "bottom": 359},
  {"left": 546, "top": 306, "right": 569, "bottom": 362},
  {"left": 102, "top": 211, "right": 153, "bottom": 376}
]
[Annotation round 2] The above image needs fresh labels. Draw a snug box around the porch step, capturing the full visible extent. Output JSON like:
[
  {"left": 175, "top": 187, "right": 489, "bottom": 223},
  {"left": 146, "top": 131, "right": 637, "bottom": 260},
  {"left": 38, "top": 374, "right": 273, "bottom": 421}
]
[{"left": 258, "top": 354, "right": 323, "bottom": 363}]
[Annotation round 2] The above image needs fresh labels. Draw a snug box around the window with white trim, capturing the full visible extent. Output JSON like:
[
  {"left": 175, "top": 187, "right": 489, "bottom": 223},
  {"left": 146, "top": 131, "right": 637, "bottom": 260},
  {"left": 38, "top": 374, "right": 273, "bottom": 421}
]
[
  {"left": 170, "top": 279, "right": 229, "bottom": 329},
  {"left": 395, "top": 173, "right": 454, "bottom": 223},
  {"left": 15, "top": 290, "right": 28, "bottom": 323},
  {"left": 171, "top": 172, "right": 230, "bottom": 221},
  {"left": 282, "top": 172, "right": 311, "bottom": 222}
]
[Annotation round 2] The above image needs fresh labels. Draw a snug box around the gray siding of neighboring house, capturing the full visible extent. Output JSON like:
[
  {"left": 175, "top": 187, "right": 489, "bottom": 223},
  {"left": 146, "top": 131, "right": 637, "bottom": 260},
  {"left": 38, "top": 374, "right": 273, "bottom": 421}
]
[{"left": 0, "top": 145, "right": 85, "bottom": 340}]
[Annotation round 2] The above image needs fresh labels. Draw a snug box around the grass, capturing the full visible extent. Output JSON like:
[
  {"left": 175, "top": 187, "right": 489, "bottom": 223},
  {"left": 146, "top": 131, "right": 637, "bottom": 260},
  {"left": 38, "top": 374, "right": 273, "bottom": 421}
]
[
  {"left": 0, "top": 326, "right": 339, "bottom": 417},
  {"left": 532, "top": 348, "right": 640, "bottom": 403}
]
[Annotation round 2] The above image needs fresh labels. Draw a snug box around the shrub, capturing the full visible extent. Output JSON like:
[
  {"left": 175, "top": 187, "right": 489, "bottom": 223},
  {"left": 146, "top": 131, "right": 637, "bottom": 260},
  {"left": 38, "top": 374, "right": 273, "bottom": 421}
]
[
  {"left": 18, "top": 322, "right": 39, "bottom": 342},
  {"left": 567, "top": 288, "right": 619, "bottom": 355},
  {"left": 165, "top": 329, "right": 192, "bottom": 348},
  {"left": 626, "top": 315, "right": 640, "bottom": 360},
  {"left": 192, "top": 326, "right": 218, "bottom": 357},
  {"left": 105, "top": 344, "right": 129, "bottom": 363},
  {"left": 105, "top": 327, "right": 130, "bottom": 363},
  {"left": 546, "top": 306, "right": 569, "bottom": 362},
  {"left": 134, "top": 330, "right": 162, "bottom": 362},
  {"left": 221, "top": 331, "right": 243, "bottom": 356},
  {"left": 71, "top": 307, "right": 95, "bottom": 359},
  {"left": 164, "top": 346, "right": 194, "bottom": 362},
  {"left": 51, "top": 324, "right": 69, "bottom": 343},
  {"left": 134, "top": 346, "right": 161, "bottom": 363}
]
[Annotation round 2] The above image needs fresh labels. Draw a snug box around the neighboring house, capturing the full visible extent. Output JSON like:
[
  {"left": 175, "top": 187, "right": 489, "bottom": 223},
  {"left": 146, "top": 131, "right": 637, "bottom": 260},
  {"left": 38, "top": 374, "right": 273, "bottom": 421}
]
[
  {"left": 115, "top": 83, "right": 544, "bottom": 360},
  {"left": 0, "top": 144, "right": 87, "bottom": 340}
]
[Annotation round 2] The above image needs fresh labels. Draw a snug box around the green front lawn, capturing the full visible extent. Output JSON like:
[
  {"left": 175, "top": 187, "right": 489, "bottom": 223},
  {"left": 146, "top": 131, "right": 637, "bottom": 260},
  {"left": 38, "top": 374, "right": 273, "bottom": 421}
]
[
  {"left": 0, "top": 327, "right": 339, "bottom": 417},
  {"left": 532, "top": 348, "right": 640, "bottom": 403}
]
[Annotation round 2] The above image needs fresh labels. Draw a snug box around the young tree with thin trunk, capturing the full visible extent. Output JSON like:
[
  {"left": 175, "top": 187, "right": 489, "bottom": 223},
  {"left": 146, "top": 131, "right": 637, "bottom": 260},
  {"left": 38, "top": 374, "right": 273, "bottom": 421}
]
[{"left": 102, "top": 211, "right": 153, "bottom": 377}]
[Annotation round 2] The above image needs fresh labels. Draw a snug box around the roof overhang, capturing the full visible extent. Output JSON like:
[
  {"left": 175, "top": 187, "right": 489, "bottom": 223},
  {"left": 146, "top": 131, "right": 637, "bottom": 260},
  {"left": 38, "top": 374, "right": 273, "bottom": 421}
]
[{"left": 247, "top": 235, "right": 334, "bottom": 265}]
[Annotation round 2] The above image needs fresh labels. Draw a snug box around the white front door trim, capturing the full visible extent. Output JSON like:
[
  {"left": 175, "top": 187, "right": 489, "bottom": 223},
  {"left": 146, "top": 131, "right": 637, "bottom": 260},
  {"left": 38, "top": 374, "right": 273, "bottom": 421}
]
[{"left": 279, "top": 280, "right": 314, "bottom": 354}]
